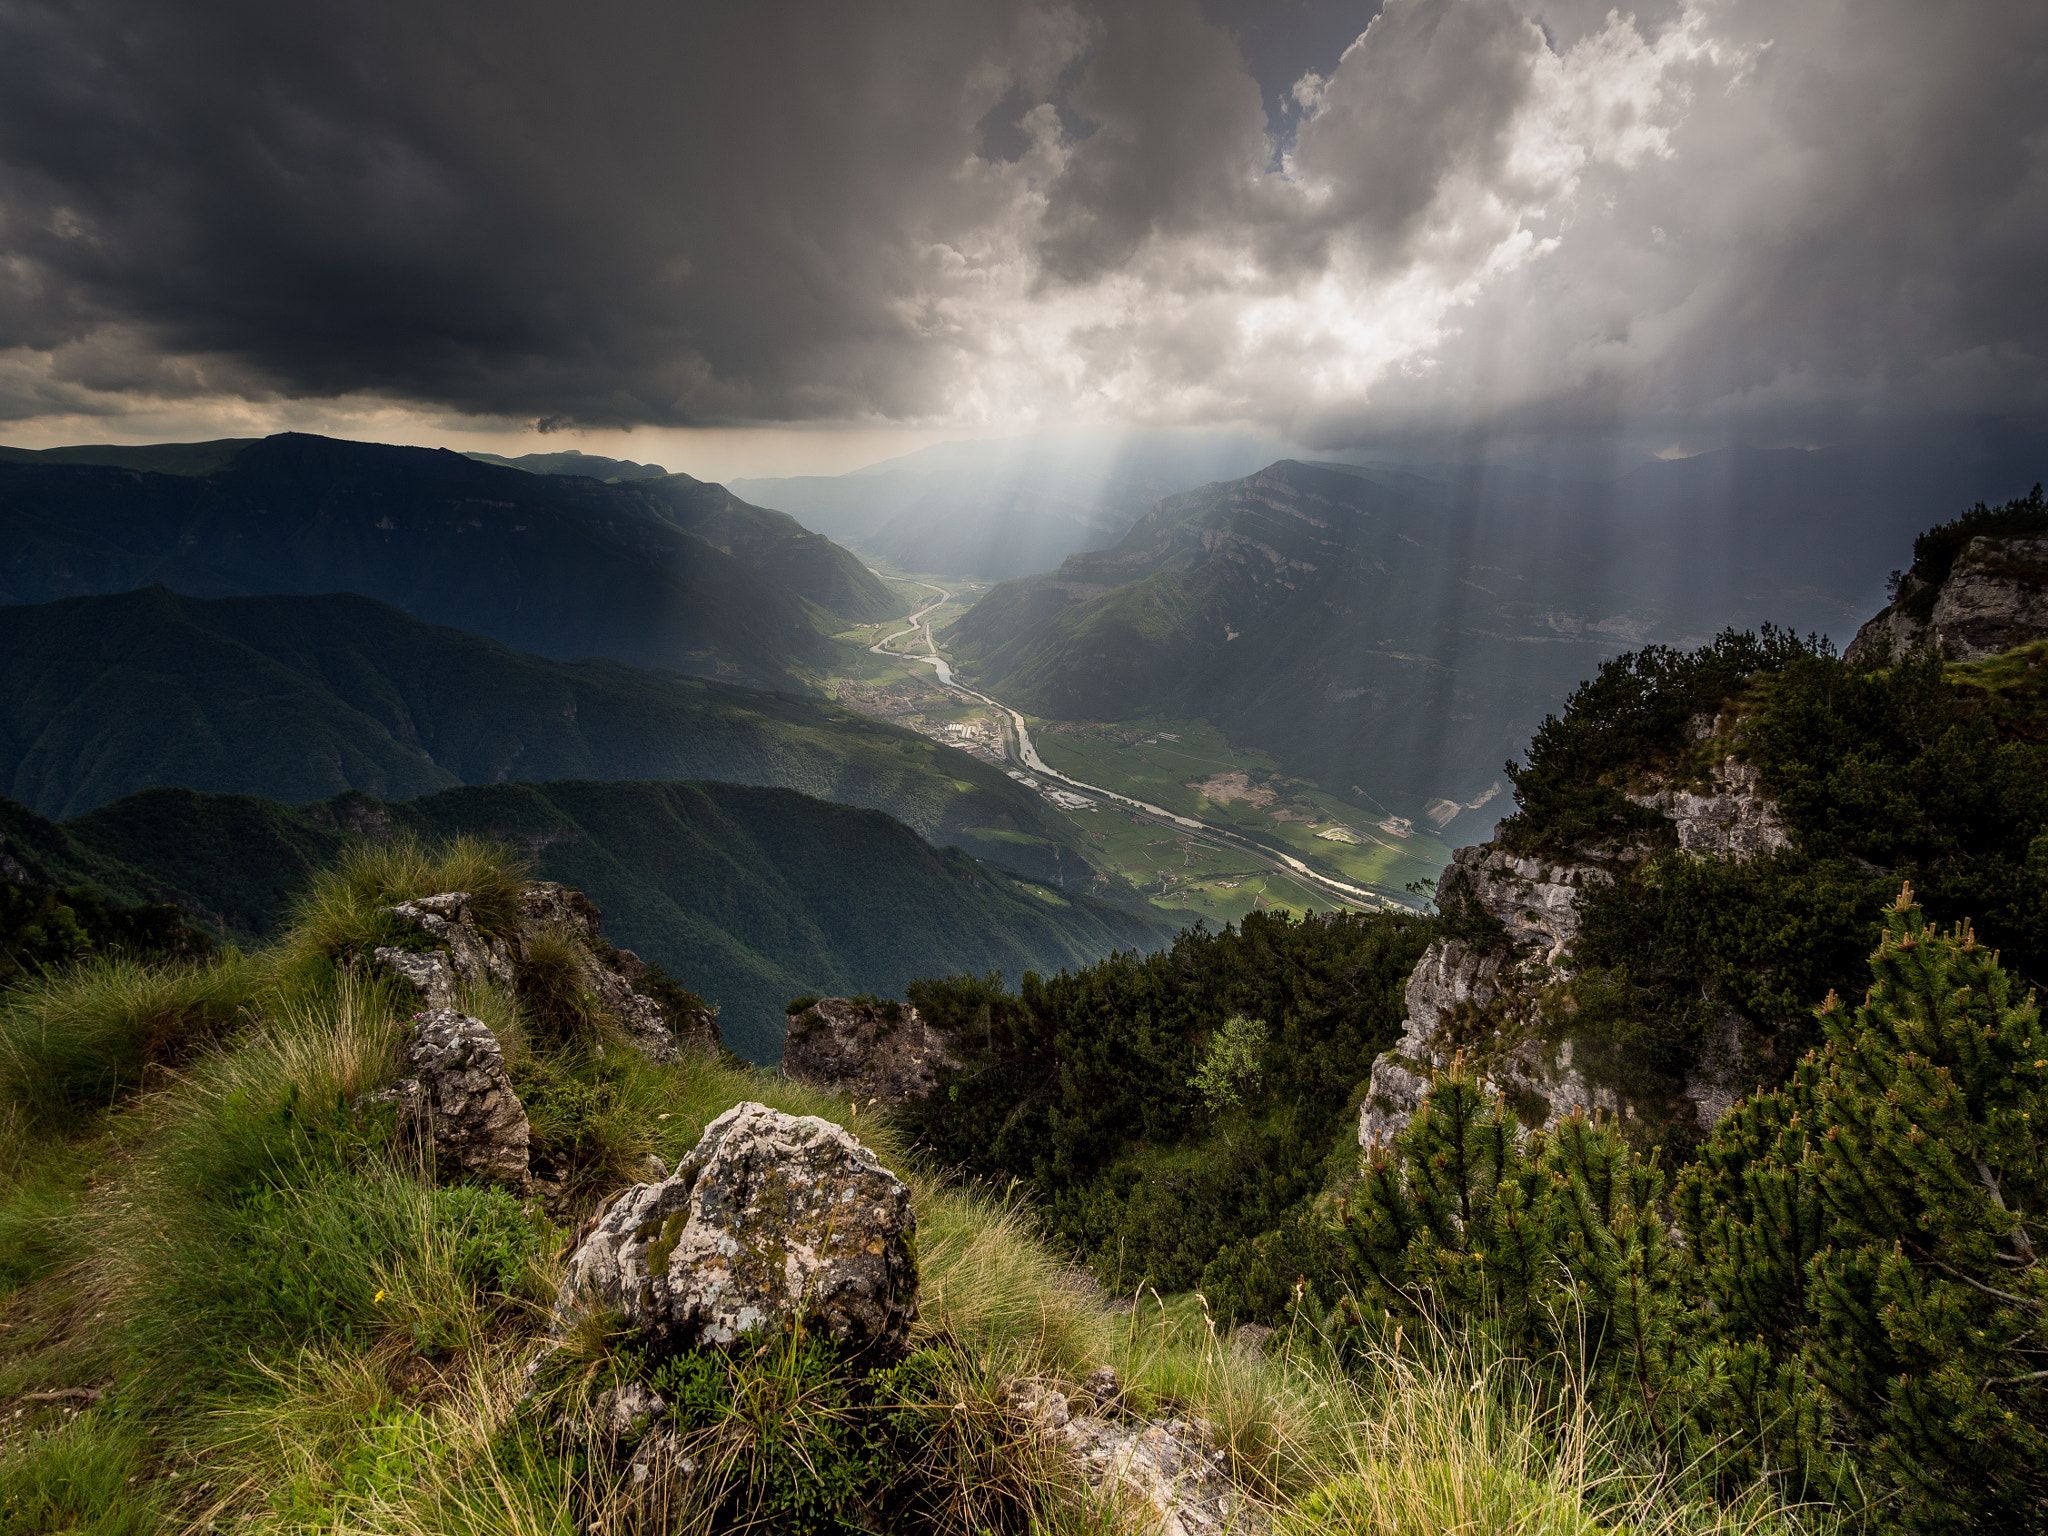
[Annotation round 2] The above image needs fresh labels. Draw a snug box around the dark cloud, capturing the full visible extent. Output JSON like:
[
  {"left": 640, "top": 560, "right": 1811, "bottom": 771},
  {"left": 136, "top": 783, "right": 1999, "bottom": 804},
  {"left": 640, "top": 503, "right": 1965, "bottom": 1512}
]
[{"left": 0, "top": 0, "right": 2041, "bottom": 442}]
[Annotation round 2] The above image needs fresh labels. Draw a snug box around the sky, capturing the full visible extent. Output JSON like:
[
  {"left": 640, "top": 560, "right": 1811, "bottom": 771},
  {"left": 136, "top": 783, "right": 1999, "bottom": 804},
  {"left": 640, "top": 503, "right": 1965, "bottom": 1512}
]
[{"left": 0, "top": 0, "right": 2042, "bottom": 481}]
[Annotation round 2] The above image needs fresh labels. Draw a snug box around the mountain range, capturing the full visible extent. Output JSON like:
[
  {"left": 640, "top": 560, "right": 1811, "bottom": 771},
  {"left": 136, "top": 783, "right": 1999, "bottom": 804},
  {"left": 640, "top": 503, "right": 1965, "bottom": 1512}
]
[
  {"left": 731, "top": 430, "right": 1284, "bottom": 580},
  {"left": 942, "top": 448, "right": 2047, "bottom": 842},
  {"left": 0, "top": 432, "right": 895, "bottom": 691},
  {"left": 0, "top": 585, "right": 1108, "bottom": 884},
  {"left": 0, "top": 783, "right": 1175, "bottom": 1061}
]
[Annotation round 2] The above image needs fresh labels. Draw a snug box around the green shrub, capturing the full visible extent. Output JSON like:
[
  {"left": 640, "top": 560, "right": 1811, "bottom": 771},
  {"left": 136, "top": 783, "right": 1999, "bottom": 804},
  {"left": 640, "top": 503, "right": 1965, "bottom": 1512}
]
[
  {"left": 638, "top": 1335, "right": 952, "bottom": 1536},
  {"left": 1188, "top": 1013, "right": 1268, "bottom": 1113},
  {"left": 0, "top": 951, "right": 261, "bottom": 1127}
]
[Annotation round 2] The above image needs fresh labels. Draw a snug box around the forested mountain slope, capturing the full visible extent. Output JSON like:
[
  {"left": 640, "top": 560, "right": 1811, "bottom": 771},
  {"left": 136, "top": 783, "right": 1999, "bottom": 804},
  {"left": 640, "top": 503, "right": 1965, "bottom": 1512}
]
[
  {"left": 0, "top": 586, "right": 1100, "bottom": 882},
  {"left": 5, "top": 781, "right": 1177, "bottom": 1061},
  {"left": 0, "top": 432, "right": 892, "bottom": 689}
]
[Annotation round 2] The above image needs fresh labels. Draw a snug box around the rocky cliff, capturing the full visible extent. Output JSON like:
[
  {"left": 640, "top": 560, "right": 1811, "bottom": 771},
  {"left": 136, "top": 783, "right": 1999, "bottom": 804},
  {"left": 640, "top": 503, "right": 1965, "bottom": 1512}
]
[
  {"left": 1360, "top": 742, "right": 1789, "bottom": 1149},
  {"left": 1847, "top": 486, "right": 2048, "bottom": 662}
]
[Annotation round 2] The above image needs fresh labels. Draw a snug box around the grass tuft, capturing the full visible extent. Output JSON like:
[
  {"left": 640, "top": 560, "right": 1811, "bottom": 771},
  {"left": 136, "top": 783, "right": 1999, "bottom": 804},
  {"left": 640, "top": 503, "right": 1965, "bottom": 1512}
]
[
  {"left": 0, "top": 950, "right": 262, "bottom": 1128},
  {"left": 286, "top": 835, "right": 526, "bottom": 963}
]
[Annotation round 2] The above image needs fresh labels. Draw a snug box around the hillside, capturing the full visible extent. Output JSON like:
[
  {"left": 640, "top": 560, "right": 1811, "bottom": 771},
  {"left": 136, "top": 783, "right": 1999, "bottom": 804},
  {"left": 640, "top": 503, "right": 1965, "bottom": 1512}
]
[
  {"left": 944, "top": 452, "right": 2045, "bottom": 841},
  {"left": 944, "top": 460, "right": 1660, "bottom": 832},
  {"left": 0, "top": 588, "right": 1100, "bottom": 883},
  {"left": 18, "top": 780, "right": 1177, "bottom": 1061},
  {"left": 0, "top": 432, "right": 893, "bottom": 689}
]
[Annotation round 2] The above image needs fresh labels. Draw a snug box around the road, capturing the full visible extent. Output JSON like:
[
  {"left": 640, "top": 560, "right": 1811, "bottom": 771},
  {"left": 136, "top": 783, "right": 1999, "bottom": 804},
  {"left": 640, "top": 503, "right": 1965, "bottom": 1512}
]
[{"left": 869, "top": 579, "right": 1395, "bottom": 913}]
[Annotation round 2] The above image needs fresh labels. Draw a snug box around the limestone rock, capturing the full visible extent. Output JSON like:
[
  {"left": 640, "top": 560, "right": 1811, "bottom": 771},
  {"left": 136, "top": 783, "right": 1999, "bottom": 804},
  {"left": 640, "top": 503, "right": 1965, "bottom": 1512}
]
[
  {"left": 781, "top": 998, "right": 960, "bottom": 1108},
  {"left": 516, "top": 882, "right": 720, "bottom": 1060},
  {"left": 1059, "top": 1415, "right": 1263, "bottom": 1536},
  {"left": 1847, "top": 532, "right": 2048, "bottom": 663},
  {"left": 377, "top": 891, "right": 515, "bottom": 994},
  {"left": 366, "top": 1008, "right": 529, "bottom": 1184},
  {"left": 1004, "top": 1373, "right": 1263, "bottom": 1536},
  {"left": 1454, "top": 843, "right": 1617, "bottom": 964},
  {"left": 555, "top": 1102, "right": 917, "bottom": 1356},
  {"left": 1358, "top": 937, "right": 1616, "bottom": 1149},
  {"left": 373, "top": 945, "right": 459, "bottom": 1010},
  {"left": 1627, "top": 758, "right": 1790, "bottom": 859}
]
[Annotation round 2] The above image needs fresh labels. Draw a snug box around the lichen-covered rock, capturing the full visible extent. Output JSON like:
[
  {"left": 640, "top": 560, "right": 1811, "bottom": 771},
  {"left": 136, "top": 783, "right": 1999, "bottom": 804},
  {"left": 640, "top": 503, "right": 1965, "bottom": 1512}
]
[
  {"left": 377, "top": 891, "right": 515, "bottom": 993},
  {"left": 555, "top": 1102, "right": 916, "bottom": 1356},
  {"left": 365, "top": 1008, "right": 529, "bottom": 1184},
  {"left": 1627, "top": 758, "right": 1791, "bottom": 859},
  {"left": 373, "top": 945, "right": 459, "bottom": 1009},
  {"left": 516, "top": 882, "right": 720, "bottom": 1060},
  {"left": 781, "top": 998, "right": 960, "bottom": 1108},
  {"left": 1005, "top": 1373, "right": 1265, "bottom": 1536},
  {"left": 1060, "top": 1414, "right": 1263, "bottom": 1536},
  {"left": 1847, "top": 532, "right": 2048, "bottom": 662}
]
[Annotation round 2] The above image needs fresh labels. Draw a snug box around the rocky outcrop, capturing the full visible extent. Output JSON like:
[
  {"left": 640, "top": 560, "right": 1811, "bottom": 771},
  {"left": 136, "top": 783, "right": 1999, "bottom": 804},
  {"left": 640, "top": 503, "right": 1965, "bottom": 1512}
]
[
  {"left": 1007, "top": 1372, "right": 1265, "bottom": 1536},
  {"left": 1361, "top": 751, "right": 1787, "bottom": 1147},
  {"left": 363, "top": 1008, "right": 530, "bottom": 1184},
  {"left": 1359, "top": 937, "right": 1616, "bottom": 1148},
  {"left": 1847, "top": 532, "right": 2048, "bottom": 663},
  {"left": 516, "top": 882, "right": 719, "bottom": 1059},
  {"left": 373, "top": 882, "right": 718, "bottom": 1059},
  {"left": 554, "top": 1102, "right": 918, "bottom": 1356},
  {"left": 1627, "top": 757, "right": 1791, "bottom": 859},
  {"left": 781, "top": 998, "right": 960, "bottom": 1108},
  {"left": 382, "top": 891, "right": 515, "bottom": 992}
]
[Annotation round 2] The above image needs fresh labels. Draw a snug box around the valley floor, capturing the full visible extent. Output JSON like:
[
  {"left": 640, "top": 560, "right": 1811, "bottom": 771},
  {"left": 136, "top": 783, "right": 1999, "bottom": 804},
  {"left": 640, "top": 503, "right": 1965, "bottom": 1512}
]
[{"left": 829, "top": 567, "right": 1452, "bottom": 925}]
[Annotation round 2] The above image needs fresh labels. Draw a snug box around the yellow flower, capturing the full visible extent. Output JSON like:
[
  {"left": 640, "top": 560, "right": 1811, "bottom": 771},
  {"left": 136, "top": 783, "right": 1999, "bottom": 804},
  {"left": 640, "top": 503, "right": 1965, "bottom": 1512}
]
[{"left": 373, "top": 1289, "right": 386, "bottom": 1303}]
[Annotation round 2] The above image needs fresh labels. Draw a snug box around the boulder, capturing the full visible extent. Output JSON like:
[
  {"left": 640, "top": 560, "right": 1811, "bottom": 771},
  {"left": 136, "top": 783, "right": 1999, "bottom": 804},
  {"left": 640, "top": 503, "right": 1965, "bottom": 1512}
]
[
  {"left": 365, "top": 1008, "right": 529, "bottom": 1184},
  {"left": 781, "top": 998, "right": 960, "bottom": 1108},
  {"left": 555, "top": 1102, "right": 917, "bottom": 1356}
]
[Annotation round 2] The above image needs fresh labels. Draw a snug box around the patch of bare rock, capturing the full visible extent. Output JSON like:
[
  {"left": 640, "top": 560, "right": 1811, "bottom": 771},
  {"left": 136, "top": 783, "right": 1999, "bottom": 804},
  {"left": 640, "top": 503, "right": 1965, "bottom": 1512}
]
[
  {"left": 781, "top": 995, "right": 960, "bottom": 1108},
  {"left": 1008, "top": 1373, "right": 1267, "bottom": 1536}
]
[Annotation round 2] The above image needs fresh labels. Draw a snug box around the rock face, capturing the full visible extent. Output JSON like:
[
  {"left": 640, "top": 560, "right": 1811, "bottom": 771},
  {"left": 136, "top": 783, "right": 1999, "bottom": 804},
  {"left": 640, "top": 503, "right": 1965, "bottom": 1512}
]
[
  {"left": 366, "top": 1008, "right": 530, "bottom": 1184},
  {"left": 1359, "top": 937, "right": 1616, "bottom": 1149},
  {"left": 1361, "top": 755, "right": 1787, "bottom": 1148},
  {"left": 1627, "top": 758, "right": 1791, "bottom": 859},
  {"left": 1847, "top": 532, "right": 2048, "bottom": 663},
  {"left": 781, "top": 998, "right": 960, "bottom": 1108},
  {"left": 517, "top": 882, "right": 720, "bottom": 1059},
  {"left": 555, "top": 1102, "right": 917, "bottom": 1356}
]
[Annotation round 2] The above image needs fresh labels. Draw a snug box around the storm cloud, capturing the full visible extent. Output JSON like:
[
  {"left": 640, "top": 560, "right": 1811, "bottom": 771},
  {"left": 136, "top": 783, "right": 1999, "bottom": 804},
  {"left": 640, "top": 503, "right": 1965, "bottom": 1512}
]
[{"left": 0, "top": 0, "right": 2041, "bottom": 444}]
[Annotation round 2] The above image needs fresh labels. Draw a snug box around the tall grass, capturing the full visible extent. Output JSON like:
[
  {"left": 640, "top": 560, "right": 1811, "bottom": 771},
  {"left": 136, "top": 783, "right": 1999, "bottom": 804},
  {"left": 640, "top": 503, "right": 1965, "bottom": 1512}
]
[
  {"left": 286, "top": 836, "right": 525, "bottom": 964},
  {"left": 0, "top": 833, "right": 1843, "bottom": 1536},
  {"left": 0, "top": 950, "right": 263, "bottom": 1127}
]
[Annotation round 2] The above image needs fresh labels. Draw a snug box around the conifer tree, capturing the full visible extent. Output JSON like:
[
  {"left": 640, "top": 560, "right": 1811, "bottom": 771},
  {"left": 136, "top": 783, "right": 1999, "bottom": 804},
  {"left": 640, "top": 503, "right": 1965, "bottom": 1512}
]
[{"left": 1335, "top": 1065, "right": 1688, "bottom": 1434}]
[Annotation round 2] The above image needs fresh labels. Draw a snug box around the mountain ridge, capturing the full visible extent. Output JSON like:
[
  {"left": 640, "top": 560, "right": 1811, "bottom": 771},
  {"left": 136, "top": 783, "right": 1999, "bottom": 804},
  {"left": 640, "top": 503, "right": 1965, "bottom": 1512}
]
[{"left": 0, "top": 431, "right": 894, "bottom": 690}]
